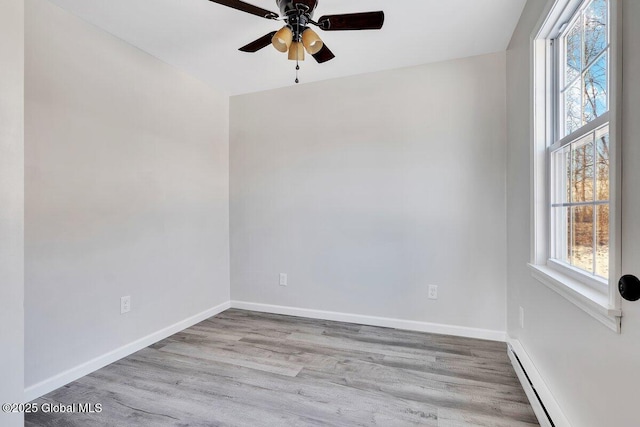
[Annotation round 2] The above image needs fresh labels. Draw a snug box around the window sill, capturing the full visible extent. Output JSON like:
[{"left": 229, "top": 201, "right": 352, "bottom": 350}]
[{"left": 528, "top": 263, "right": 621, "bottom": 333}]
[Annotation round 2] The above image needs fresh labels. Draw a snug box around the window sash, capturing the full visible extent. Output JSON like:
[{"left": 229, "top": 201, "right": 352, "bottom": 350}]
[
  {"left": 554, "top": 0, "right": 611, "bottom": 141},
  {"left": 549, "top": 123, "right": 610, "bottom": 278}
]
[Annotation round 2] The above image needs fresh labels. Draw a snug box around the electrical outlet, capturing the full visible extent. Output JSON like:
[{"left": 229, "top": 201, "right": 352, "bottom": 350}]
[
  {"left": 519, "top": 306, "right": 525, "bottom": 329},
  {"left": 428, "top": 285, "right": 438, "bottom": 300},
  {"left": 279, "top": 273, "right": 288, "bottom": 286},
  {"left": 121, "top": 296, "right": 131, "bottom": 314}
]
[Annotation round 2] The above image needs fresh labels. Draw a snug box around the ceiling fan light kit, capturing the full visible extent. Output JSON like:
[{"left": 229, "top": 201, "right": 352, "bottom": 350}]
[
  {"left": 208, "top": 0, "right": 384, "bottom": 83},
  {"left": 272, "top": 26, "right": 293, "bottom": 53},
  {"left": 301, "top": 28, "right": 323, "bottom": 55},
  {"left": 287, "top": 41, "right": 305, "bottom": 61}
]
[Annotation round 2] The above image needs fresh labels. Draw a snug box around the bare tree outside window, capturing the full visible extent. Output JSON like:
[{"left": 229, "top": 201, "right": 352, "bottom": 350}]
[{"left": 563, "top": 0, "right": 608, "bottom": 136}]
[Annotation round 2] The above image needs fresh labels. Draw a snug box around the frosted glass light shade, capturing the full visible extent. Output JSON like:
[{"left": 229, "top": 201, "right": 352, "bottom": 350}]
[
  {"left": 272, "top": 26, "right": 293, "bottom": 53},
  {"left": 302, "top": 28, "right": 323, "bottom": 55},
  {"left": 288, "top": 42, "right": 305, "bottom": 61}
]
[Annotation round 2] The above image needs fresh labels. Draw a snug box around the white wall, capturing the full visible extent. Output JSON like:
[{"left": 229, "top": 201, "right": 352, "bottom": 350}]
[
  {"left": 25, "top": 0, "right": 230, "bottom": 390},
  {"left": 230, "top": 53, "right": 508, "bottom": 334},
  {"left": 0, "top": 0, "right": 24, "bottom": 425},
  {"left": 506, "top": 1, "right": 640, "bottom": 426}
]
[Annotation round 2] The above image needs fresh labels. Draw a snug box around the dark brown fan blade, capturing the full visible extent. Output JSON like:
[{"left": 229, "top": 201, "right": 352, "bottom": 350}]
[
  {"left": 312, "top": 44, "right": 335, "bottom": 63},
  {"left": 317, "top": 11, "right": 384, "bottom": 31},
  {"left": 208, "top": 0, "right": 279, "bottom": 20},
  {"left": 239, "top": 32, "right": 277, "bottom": 52}
]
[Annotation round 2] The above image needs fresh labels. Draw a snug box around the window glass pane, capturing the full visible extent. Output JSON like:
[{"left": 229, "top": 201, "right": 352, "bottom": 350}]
[
  {"left": 596, "top": 204, "right": 609, "bottom": 277},
  {"left": 584, "top": 0, "right": 608, "bottom": 66},
  {"left": 583, "top": 53, "right": 608, "bottom": 124},
  {"left": 571, "top": 205, "right": 594, "bottom": 273},
  {"left": 566, "top": 16, "right": 582, "bottom": 84},
  {"left": 571, "top": 135, "right": 594, "bottom": 203},
  {"left": 595, "top": 127, "right": 609, "bottom": 201},
  {"left": 565, "top": 80, "right": 582, "bottom": 135}
]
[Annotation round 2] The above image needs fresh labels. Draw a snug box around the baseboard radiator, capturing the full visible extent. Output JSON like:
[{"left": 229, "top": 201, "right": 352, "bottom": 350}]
[{"left": 507, "top": 344, "right": 555, "bottom": 427}]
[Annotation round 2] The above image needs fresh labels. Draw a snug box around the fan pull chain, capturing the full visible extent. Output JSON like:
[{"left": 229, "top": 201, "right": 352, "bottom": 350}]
[
  {"left": 295, "top": 61, "right": 299, "bottom": 84},
  {"left": 295, "top": 18, "right": 300, "bottom": 84}
]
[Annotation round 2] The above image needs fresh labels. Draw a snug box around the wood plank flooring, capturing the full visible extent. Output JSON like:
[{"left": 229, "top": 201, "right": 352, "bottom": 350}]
[{"left": 26, "top": 309, "right": 539, "bottom": 426}]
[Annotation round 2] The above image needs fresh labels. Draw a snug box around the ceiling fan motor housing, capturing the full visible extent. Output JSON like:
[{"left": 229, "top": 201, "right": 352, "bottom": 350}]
[
  {"left": 277, "top": 0, "right": 318, "bottom": 19},
  {"left": 277, "top": 0, "right": 317, "bottom": 41}
]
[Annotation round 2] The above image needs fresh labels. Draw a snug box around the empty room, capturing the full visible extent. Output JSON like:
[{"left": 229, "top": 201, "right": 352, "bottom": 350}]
[{"left": 1, "top": 0, "right": 639, "bottom": 426}]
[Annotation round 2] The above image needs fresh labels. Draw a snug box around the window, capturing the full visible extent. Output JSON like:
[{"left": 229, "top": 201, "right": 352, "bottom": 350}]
[
  {"left": 550, "top": 0, "right": 610, "bottom": 286},
  {"left": 531, "top": 0, "right": 621, "bottom": 331}
]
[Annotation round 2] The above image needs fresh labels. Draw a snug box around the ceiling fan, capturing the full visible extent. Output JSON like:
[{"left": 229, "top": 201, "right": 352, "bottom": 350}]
[{"left": 207, "top": 0, "right": 385, "bottom": 82}]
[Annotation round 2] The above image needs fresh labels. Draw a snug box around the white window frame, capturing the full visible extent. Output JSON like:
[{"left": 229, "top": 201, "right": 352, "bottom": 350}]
[{"left": 529, "top": 0, "right": 622, "bottom": 332}]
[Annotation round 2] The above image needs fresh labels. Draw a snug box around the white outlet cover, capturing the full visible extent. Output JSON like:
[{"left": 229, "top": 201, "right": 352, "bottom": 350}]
[
  {"left": 519, "top": 306, "right": 525, "bottom": 328},
  {"left": 121, "top": 296, "right": 131, "bottom": 314},
  {"left": 279, "top": 273, "right": 287, "bottom": 286},
  {"left": 428, "top": 285, "right": 438, "bottom": 300}
]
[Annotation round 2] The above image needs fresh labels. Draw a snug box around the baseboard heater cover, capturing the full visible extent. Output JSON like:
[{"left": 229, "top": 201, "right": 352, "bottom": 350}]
[{"left": 508, "top": 343, "right": 555, "bottom": 427}]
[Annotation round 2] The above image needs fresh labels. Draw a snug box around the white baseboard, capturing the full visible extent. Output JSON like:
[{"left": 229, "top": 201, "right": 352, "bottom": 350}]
[
  {"left": 23, "top": 301, "right": 231, "bottom": 403},
  {"left": 507, "top": 337, "right": 571, "bottom": 427},
  {"left": 231, "top": 301, "right": 506, "bottom": 342}
]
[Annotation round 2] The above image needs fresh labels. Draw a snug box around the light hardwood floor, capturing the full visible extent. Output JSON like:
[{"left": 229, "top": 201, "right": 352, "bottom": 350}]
[{"left": 26, "top": 309, "right": 538, "bottom": 426}]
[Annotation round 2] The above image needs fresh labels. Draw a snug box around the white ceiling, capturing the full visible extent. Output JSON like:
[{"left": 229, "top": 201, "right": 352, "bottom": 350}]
[{"left": 46, "top": 0, "right": 526, "bottom": 95}]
